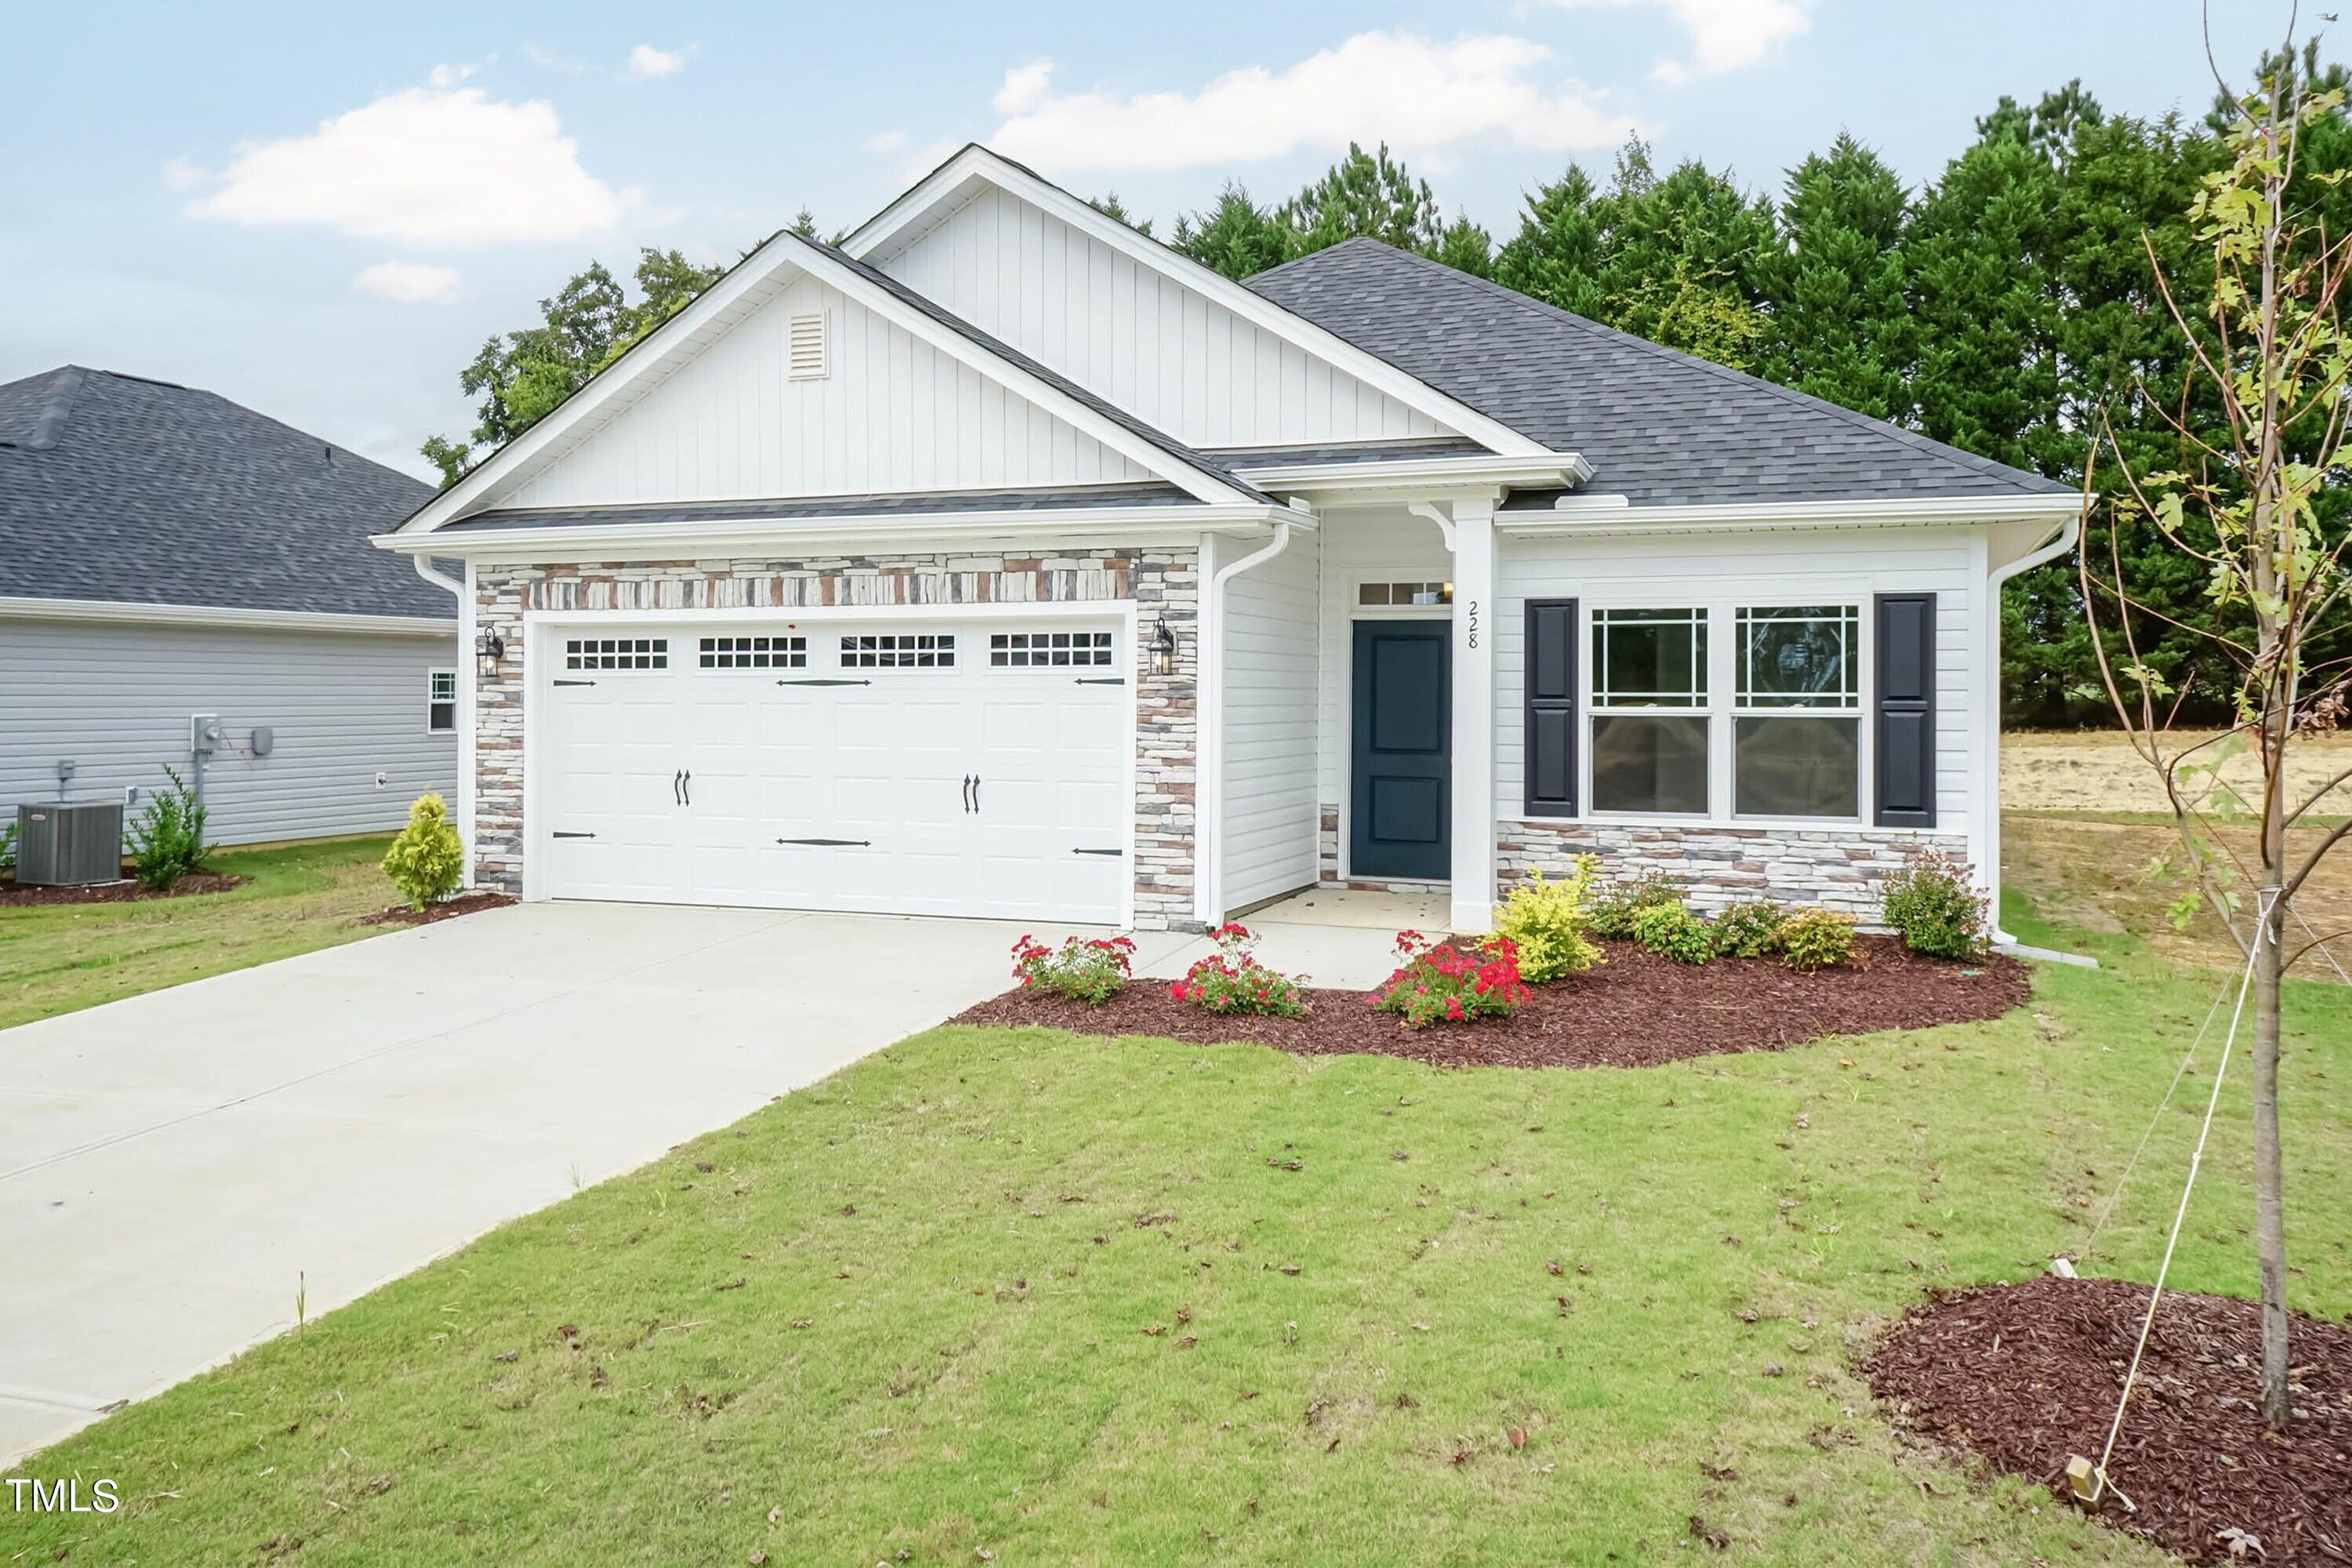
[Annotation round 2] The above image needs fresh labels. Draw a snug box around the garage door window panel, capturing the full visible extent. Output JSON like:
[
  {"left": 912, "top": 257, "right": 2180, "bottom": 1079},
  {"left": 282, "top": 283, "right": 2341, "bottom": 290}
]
[
  {"left": 989, "top": 630, "right": 1112, "bottom": 667},
  {"left": 841, "top": 633, "right": 956, "bottom": 669},
  {"left": 565, "top": 637, "right": 669, "bottom": 670},
  {"left": 700, "top": 635, "right": 806, "bottom": 669}
]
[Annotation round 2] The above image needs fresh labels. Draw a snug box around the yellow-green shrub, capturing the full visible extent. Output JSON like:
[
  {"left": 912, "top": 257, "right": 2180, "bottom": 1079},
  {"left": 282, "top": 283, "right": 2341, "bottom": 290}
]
[
  {"left": 1780, "top": 908, "right": 1859, "bottom": 971},
  {"left": 383, "top": 793, "right": 465, "bottom": 910},
  {"left": 1491, "top": 860, "right": 1605, "bottom": 982}
]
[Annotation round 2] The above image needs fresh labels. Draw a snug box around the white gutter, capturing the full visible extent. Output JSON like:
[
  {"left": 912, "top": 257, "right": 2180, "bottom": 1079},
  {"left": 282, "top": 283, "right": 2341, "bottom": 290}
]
[
  {"left": 1504, "top": 492, "right": 2083, "bottom": 534},
  {"left": 413, "top": 556, "right": 464, "bottom": 597},
  {"left": 372, "top": 503, "right": 1297, "bottom": 561},
  {"left": 1984, "top": 509, "right": 2084, "bottom": 947},
  {"left": 1237, "top": 452, "right": 1590, "bottom": 496},
  {"left": 1196, "top": 515, "right": 1298, "bottom": 926},
  {"left": 0, "top": 595, "right": 453, "bottom": 637}
]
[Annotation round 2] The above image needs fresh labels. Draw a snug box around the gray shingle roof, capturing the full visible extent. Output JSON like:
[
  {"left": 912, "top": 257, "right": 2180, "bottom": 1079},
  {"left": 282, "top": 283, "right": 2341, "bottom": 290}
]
[
  {"left": 1204, "top": 437, "right": 1488, "bottom": 472},
  {"left": 1245, "top": 238, "right": 2071, "bottom": 507},
  {"left": 0, "top": 366, "right": 451, "bottom": 618},
  {"left": 443, "top": 482, "right": 1195, "bottom": 533},
  {"left": 807, "top": 239, "right": 1275, "bottom": 506}
]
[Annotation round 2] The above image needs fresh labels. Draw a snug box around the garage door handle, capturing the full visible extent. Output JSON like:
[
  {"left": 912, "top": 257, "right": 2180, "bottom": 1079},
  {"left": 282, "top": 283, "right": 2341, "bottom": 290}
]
[
  {"left": 971, "top": 775, "right": 980, "bottom": 814},
  {"left": 681, "top": 769, "right": 691, "bottom": 807},
  {"left": 672, "top": 769, "right": 683, "bottom": 805},
  {"left": 775, "top": 837, "right": 871, "bottom": 847},
  {"left": 1073, "top": 847, "right": 1123, "bottom": 857}
]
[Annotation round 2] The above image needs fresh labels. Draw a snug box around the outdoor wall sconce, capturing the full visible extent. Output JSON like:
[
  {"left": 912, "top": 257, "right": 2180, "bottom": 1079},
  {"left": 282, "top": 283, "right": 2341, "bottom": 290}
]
[
  {"left": 475, "top": 627, "right": 506, "bottom": 674},
  {"left": 1149, "top": 616, "right": 1176, "bottom": 677}
]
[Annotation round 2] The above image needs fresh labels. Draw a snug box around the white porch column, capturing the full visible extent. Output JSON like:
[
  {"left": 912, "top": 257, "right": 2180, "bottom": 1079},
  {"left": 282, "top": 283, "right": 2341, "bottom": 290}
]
[{"left": 1449, "top": 499, "right": 1497, "bottom": 934}]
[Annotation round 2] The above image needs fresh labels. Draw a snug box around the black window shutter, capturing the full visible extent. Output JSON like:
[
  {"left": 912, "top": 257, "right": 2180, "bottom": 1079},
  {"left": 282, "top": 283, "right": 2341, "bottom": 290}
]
[
  {"left": 1524, "top": 598, "right": 1578, "bottom": 818},
  {"left": 1874, "top": 593, "right": 1936, "bottom": 828}
]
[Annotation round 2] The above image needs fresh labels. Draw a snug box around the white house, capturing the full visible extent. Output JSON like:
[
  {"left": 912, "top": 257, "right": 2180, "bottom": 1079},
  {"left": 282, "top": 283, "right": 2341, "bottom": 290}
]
[
  {"left": 3, "top": 367, "right": 458, "bottom": 846},
  {"left": 378, "top": 145, "right": 2078, "bottom": 937}
]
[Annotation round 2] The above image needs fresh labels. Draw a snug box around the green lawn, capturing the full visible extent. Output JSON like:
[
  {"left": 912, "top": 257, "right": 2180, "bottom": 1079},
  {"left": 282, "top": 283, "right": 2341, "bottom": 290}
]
[
  {"left": 13, "top": 897, "right": 2349, "bottom": 1566},
  {"left": 0, "top": 836, "right": 397, "bottom": 1030}
]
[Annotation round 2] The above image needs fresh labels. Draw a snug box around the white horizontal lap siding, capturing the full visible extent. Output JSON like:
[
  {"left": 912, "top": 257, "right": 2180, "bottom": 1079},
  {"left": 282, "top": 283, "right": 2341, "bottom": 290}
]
[
  {"left": 880, "top": 187, "right": 1443, "bottom": 448},
  {"left": 502, "top": 276, "right": 1148, "bottom": 510},
  {"left": 1492, "top": 527, "right": 1978, "bottom": 825},
  {"left": 1220, "top": 532, "right": 1321, "bottom": 908},
  {"left": 0, "top": 618, "right": 459, "bottom": 846}
]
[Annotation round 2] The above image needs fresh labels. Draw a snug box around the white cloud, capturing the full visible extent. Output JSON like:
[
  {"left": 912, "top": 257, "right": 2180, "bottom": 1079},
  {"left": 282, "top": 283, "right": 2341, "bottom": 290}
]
[
  {"left": 1545, "top": 0, "right": 1813, "bottom": 84},
  {"left": 426, "top": 60, "right": 479, "bottom": 89},
  {"left": 627, "top": 43, "right": 688, "bottom": 78},
  {"left": 176, "top": 82, "right": 639, "bottom": 247},
  {"left": 353, "top": 260, "right": 464, "bottom": 303},
  {"left": 977, "top": 31, "right": 1636, "bottom": 173}
]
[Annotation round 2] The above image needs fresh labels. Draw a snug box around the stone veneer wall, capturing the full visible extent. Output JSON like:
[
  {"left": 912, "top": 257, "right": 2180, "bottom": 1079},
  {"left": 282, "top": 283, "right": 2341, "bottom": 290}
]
[
  {"left": 470, "top": 547, "right": 1202, "bottom": 929},
  {"left": 1497, "top": 818, "right": 1969, "bottom": 927}
]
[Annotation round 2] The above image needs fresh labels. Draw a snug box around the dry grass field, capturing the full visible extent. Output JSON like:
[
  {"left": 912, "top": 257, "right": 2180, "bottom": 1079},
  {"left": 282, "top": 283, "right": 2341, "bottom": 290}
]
[{"left": 2002, "top": 729, "right": 2352, "bottom": 979}]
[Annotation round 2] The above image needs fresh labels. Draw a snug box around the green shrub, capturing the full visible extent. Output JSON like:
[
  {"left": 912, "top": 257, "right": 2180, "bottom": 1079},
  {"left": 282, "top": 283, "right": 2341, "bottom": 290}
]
[
  {"left": 1878, "top": 848, "right": 1991, "bottom": 960},
  {"left": 1589, "top": 869, "right": 1685, "bottom": 940},
  {"left": 127, "top": 765, "right": 210, "bottom": 889},
  {"left": 1011, "top": 932, "right": 1134, "bottom": 1005},
  {"left": 0, "top": 818, "right": 16, "bottom": 873},
  {"left": 1491, "top": 859, "right": 1605, "bottom": 982},
  {"left": 1712, "top": 899, "right": 1789, "bottom": 959},
  {"left": 1780, "top": 909, "right": 1859, "bottom": 972},
  {"left": 1171, "top": 924, "right": 1309, "bottom": 1018},
  {"left": 382, "top": 793, "right": 466, "bottom": 910},
  {"left": 1632, "top": 902, "right": 1715, "bottom": 964}
]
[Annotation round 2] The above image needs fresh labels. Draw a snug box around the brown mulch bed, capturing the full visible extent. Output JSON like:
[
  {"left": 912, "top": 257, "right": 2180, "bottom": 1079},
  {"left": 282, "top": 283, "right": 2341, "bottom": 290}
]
[
  {"left": 949, "top": 937, "right": 2031, "bottom": 1069},
  {"left": 1864, "top": 1276, "right": 2352, "bottom": 1565},
  {"left": 0, "top": 871, "right": 249, "bottom": 907},
  {"left": 360, "top": 891, "right": 517, "bottom": 927}
]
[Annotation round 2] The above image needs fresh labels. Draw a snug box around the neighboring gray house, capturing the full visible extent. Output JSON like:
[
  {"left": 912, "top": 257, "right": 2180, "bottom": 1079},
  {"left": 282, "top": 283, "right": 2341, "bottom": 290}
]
[{"left": 2, "top": 366, "right": 458, "bottom": 847}]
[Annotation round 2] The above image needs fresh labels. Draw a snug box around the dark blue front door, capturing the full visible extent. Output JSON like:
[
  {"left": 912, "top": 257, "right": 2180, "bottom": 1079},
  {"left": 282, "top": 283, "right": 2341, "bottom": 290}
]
[{"left": 1350, "top": 619, "right": 1451, "bottom": 880}]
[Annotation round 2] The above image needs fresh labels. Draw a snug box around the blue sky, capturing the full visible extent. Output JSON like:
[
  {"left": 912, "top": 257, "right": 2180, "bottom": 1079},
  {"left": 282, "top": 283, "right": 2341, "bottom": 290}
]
[{"left": 0, "top": 2, "right": 2300, "bottom": 479}]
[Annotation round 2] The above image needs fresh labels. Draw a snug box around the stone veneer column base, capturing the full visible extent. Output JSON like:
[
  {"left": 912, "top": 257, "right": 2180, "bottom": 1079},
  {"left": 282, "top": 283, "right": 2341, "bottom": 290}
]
[{"left": 1497, "top": 819, "right": 1970, "bottom": 929}]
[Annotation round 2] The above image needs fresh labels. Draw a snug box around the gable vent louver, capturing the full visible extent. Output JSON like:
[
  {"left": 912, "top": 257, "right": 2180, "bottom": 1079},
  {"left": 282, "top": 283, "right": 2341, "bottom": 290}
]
[{"left": 787, "top": 311, "right": 829, "bottom": 381}]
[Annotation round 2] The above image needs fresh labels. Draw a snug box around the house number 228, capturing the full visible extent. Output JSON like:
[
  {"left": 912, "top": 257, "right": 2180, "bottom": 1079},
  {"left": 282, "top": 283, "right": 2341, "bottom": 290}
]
[{"left": 1464, "top": 600, "right": 1479, "bottom": 650}]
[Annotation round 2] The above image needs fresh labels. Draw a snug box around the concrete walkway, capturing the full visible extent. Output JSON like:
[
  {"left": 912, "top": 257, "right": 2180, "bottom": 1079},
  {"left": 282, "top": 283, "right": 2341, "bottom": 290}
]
[
  {"left": 1140, "top": 887, "right": 1443, "bottom": 989},
  {"left": 0, "top": 902, "right": 1191, "bottom": 1463}
]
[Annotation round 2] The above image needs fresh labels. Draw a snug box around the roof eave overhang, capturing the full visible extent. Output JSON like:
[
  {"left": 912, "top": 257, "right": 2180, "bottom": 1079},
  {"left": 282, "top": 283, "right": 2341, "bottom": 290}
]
[
  {"left": 1497, "top": 492, "right": 2084, "bottom": 536},
  {"left": 844, "top": 145, "right": 1555, "bottom": 462},
  {"left": 372, "top": 502, "right": 1306, "bottom": 564},
  {"left": 1238, "top": 452, "right": 1590, "bottom": 503},
  {"left": 0, "top": 594, "right": 454, "bottom": 635}
]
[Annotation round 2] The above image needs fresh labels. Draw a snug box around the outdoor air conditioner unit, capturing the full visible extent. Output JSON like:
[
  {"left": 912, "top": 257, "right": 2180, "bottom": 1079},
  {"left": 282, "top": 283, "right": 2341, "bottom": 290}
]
[{"left": 13, "top": 800, "right": 125, "bottom": 887}]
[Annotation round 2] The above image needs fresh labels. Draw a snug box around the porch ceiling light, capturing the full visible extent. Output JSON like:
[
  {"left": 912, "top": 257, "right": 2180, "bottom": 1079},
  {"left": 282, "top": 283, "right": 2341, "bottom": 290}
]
[{"left": 1150, "top": 615, "right": 1176, "bottom": 677}]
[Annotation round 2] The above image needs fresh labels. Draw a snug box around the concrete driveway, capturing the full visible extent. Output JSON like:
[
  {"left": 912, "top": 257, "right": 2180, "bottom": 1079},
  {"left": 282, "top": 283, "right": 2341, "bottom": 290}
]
[{"left": 0, "top": 902, "right": 1189, "bottom": 1463}]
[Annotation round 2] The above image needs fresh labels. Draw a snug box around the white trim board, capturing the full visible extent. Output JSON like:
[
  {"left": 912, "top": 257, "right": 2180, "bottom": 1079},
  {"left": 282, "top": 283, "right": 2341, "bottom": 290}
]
[
  {"left": 0, "top": 596, "right": 455, "bottom": 637},
  {"left": 843, "top": 146, "right": 1553, "bottom": 462}
]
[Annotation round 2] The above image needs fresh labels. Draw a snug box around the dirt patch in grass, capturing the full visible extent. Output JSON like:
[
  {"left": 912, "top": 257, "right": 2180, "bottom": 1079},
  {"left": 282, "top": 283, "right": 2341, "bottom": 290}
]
[
  {"left": 2005, "top": 728, "right": 2352, "bottom": 818},
  {"left": 0, "top": 871, "right": 249, "bottom": 907},
  {"left": 952, "top": 938, "right": 2031, "bottom": 1068},
  {"left": 360, "top": 891, "right": 517, "bottom": 927},
  {"left": 1864, "top": 1275, "right": 2352, "bottom": 1566}
]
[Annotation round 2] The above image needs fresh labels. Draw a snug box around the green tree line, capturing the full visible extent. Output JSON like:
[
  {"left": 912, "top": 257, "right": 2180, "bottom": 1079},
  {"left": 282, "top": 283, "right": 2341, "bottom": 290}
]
[{"left": 426, "top": 49, "right": 2352, "bottom": 723}]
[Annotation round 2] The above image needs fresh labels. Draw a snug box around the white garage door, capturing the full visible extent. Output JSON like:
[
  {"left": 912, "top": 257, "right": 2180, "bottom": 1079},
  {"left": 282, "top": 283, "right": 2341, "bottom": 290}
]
[{"left": 537, "top": 618, "right": 1130, "bottom": 922}]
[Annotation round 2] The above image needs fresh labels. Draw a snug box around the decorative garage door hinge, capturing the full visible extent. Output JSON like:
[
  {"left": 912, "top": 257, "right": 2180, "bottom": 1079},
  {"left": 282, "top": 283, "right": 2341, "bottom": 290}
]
[
  {"left": 1073, "top": 677, "right": 1126, "bottom": 685},
  {"left": 775, "top": 837, "right": 872, "bottom": 847},
  {"left": 1072, "top": 847, "right": 1123, "bottom": 856},
  {"left": 553, "top": 678, "right": 597, "bottom": 687},
  {"left": 776, "top": 677, "right": 871, "bottom": 687},
  {"left": 551, "top": 830, "right": 596, "bottom": 839}
]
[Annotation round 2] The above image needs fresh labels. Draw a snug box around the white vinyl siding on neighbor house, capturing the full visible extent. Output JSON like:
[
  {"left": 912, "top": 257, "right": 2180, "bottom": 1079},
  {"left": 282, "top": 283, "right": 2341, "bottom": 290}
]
[
  {"left": 1493, "top": 527, "right": 1977, "bottom": 829},
  {"left": 874, "top": 184, "right": 1448, "bottom": 450},
  {"left": 1218, "top": 529, "right": 1322, "bottom": 909},
  {"left": 499, "top": 274, "right": 1151, "bottom": 510},
  {"left": 0, "top": 615, "right": 459, "bottom": 847}
]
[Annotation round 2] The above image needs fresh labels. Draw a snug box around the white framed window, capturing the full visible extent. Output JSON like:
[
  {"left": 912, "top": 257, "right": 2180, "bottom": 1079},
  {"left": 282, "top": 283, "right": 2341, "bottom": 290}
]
[
  {"left": 699, "top": 634, "right": 806, "bottom": 670},
  {"left": 989, "top": 630, "right": 1112, "bottom": 667},
  {"left": 1357, "top": 579, "right": 1454, "bottom": 608},
  {"left": 426, "top": 669, "right": 457, "bottom": 734},
  {"left": 1733, "top": 604, "right": 1861, "bottom": 820},
  {"left": 565, "top": 637, "right": 667, "bottom": 670},
  {"left": 1588, "top": 607, "right": 1711, "bottom": 815},
  {"left": 840, "top": 633, "right": 954, "bottom": 669}
]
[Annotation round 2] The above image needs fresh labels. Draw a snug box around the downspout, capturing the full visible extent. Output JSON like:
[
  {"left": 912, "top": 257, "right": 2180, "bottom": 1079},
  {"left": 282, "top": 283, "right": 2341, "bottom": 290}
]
[
  {"left": 1984, "top": 514, "right": 2082, "bottom": 945},
  {"left": 1196, "top": 517, "right": 1297, "bottom": 927}
]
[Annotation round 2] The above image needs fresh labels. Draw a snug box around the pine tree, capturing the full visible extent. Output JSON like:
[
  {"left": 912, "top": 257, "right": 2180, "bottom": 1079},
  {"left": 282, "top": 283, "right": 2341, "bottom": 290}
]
[
  {"left": 1595, "top": 139, "right": 1775, "bottom": 368},
  {"left": 1279, "top": 142, "right": 1443, "bottom": 256},
  {"left": 1433, "top": 214, "right": 1494, "bottom": 278},
  {"left": 1171, "top": 183, "right": 1293, "bottom": 281},
  {"left": 1756, "top": 132, "right": 1911, "bottom": 419},
  {"left": 1494, "top": 165, "right": 1609, "bottom": 317}
]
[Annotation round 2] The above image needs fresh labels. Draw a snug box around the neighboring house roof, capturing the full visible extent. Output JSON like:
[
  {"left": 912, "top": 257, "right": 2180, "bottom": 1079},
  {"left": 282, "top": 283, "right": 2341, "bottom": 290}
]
[
  {"left": 1203, "top": 437, "right": 1490, "bottom": 474},
  {"left": 1246, "top": 238, "right": 2072, "bottom": 508},
  {"left": 441, "top": 482, "right": 1196, "bottom": 534},
  {"left": 1, "top": 365, "right": 451, "bottom": 619},
  {"left": 805, "top": 240, "right": 1276, "bottom": 507}
]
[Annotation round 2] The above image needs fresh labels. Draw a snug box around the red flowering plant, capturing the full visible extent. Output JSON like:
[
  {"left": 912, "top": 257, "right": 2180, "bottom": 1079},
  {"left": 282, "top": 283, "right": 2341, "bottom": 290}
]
[
  {"left": 1371, "top": 928, "right": 1530, "bottom": 1029},
  {"left": 1009, "top": 933, "right": 1135, "bottom": 1006},
  {"left": 1167, "top": 923, "right": 1309, "bottom": 1018}
]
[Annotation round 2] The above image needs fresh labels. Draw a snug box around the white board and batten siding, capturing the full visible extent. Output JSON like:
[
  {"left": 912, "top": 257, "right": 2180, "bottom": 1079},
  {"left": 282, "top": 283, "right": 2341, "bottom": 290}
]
[
  {"left": 1218, "top": 531, "right": 1322, "bottom": 909},
  {"left": 499, "top": 275, "right": 1150, "bottom": 511},
  {"left": 0, "top": 615, "right": 459, "bottom": 847},
  {"left": 875, "top": 186, "right": 1447, "bottom": 451},
  {"left": 1491, "top": 527, "right": 1980, "bottom": 827}
]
